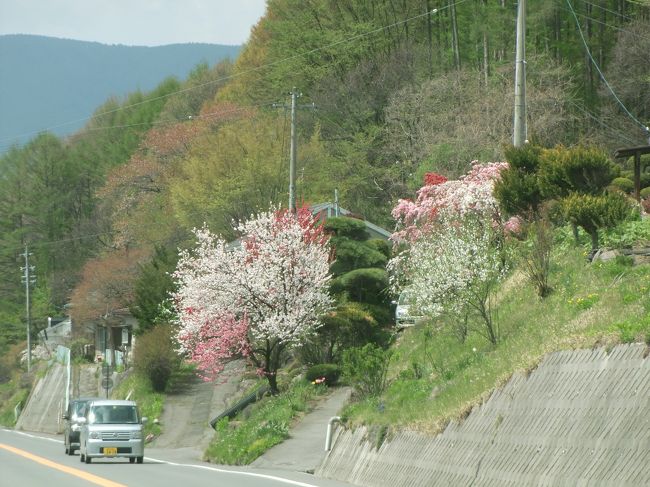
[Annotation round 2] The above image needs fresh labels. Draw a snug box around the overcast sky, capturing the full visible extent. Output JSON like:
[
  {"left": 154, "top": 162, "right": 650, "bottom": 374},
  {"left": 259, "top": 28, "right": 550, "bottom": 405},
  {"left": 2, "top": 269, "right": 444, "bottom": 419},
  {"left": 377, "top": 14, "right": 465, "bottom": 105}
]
[{"left": 0, "top": 0, "right": 267, "bottom": 46}]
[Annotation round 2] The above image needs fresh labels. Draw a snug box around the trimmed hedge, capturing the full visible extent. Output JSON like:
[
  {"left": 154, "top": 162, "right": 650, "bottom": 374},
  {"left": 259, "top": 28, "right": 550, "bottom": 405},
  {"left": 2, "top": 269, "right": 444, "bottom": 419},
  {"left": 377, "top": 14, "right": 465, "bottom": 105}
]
[
  {"left": 305, "top": 364, "right": 341, "bottom": 385},
  {"left": 611, "top": 177, "right": 634, "bottom": 193}
]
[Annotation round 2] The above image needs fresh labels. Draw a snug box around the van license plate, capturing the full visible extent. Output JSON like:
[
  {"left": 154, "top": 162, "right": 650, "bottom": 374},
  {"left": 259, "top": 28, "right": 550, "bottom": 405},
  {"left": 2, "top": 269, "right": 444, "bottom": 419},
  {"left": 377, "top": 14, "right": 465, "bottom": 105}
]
[{"left": 104, "top": 447, "right": 117, "bottom": 456}]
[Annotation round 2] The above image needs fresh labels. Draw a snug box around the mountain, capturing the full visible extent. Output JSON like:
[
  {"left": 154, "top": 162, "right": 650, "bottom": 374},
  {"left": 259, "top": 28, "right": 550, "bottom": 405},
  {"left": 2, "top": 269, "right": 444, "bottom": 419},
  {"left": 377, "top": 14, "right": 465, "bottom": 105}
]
[{"left": 0, "top": 35, "right": 240, "bottom": 149}]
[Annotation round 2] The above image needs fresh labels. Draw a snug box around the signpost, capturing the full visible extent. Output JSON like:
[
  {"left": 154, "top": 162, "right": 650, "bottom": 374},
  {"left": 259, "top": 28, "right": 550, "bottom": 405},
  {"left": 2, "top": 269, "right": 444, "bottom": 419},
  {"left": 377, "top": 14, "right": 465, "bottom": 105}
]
[{"left": 102, "top": 362, "right": 113, "bottom": 398}]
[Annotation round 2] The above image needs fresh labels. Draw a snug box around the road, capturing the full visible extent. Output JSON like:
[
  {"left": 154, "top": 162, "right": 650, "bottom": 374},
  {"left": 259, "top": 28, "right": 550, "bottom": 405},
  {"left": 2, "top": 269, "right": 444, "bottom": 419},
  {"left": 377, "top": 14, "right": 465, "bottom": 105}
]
[{"left": 0, "top": 429, "right": 354, "bottom": 487}]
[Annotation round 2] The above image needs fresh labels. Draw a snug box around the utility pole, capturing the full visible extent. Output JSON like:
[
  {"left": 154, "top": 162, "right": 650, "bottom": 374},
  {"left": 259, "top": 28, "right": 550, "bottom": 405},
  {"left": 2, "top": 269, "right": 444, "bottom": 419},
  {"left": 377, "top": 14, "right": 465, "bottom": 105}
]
[
  {"left": 513, "top": 0, "right": 527, "bottom": 147},
  {"left": 274, "top": 88, "right": 315, "bottom": 214},
  {"left": 289, "top": 89, "right": 298, "bottom": 214},
  {"left": 21, "top": 245, "right": 36, "bottom": 372}
]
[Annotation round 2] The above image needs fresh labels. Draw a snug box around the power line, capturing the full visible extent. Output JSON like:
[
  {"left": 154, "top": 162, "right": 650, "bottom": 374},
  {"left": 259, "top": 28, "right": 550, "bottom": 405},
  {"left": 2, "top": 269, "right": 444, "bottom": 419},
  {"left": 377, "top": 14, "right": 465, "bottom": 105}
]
[
  {"left": 583, "top": 1, "right": 633, "bottom": 21},
  {"left": 566, "top": 0, "right": 650, "bottom": 139},
  {"left": 0, "top": 1, "right": 466, "bottom": 146},
  {"left": 567, "top": 99, "right": 638, "bottom": 145},
  {"left": 558, "top": 5, "right": 650, "bottom": 43}
]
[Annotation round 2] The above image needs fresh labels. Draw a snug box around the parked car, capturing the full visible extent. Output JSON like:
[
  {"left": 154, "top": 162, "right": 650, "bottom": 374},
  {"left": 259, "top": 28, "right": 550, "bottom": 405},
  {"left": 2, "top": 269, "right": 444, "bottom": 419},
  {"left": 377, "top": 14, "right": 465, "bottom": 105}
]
[
  {"left": 393, "top": 291, "right": 424, "bottom": 328},
  {"left": 79, "top": 399, "right": 147, "bottom": 464},
  {"left": 63, "top": 397, "right": 99, "bottom": 455}
]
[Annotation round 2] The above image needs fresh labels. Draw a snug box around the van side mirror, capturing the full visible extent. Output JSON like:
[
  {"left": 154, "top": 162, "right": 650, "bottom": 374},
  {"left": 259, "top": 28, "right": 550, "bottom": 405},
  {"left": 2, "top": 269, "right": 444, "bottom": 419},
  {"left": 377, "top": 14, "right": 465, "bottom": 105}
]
[{"left": 141, "top": 417, "right": 148, "bottom": 424}]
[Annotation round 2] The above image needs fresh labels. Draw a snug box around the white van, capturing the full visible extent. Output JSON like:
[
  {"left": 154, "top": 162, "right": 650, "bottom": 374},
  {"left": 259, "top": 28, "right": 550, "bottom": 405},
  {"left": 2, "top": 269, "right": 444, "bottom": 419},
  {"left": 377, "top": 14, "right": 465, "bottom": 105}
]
[
  {"left": 394, "top": 291, "right": 424, "bottom": 328},
  {"left": 78, "top": 399, "right": 147, "bottom": 464}
]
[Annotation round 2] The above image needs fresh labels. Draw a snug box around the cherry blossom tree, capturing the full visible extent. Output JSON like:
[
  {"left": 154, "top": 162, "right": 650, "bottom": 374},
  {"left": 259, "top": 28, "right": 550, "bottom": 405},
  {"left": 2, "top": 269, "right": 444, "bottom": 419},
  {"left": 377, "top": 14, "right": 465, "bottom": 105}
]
[
  {"left": 389, "top": 162, "right": 509, "bottom": 344},
  {"left": 395, "top": 214, "right": 507, "bottom": 344},
  {"left": 391, "top": 161, "right": 508, "bottom": 244},
  {"left": 173, "top": 207, "right": 332, "bottom": 393}
]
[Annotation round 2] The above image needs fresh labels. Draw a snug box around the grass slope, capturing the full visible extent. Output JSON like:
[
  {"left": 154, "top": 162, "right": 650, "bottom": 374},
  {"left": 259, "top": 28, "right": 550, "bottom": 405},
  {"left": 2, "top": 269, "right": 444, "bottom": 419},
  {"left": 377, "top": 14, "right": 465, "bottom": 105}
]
[{"left": 343, "top": 240, "right": 650, "bottom": 433}]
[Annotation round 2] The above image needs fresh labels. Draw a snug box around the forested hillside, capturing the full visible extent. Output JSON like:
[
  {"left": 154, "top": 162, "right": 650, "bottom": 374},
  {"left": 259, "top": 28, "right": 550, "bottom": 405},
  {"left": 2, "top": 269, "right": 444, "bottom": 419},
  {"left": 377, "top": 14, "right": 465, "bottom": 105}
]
[
  {"left": 0, "top": 35, "right": 240, "bottom": 147},
  {"left": 0, "top": 0, "right": 648, "bottom": 363}
]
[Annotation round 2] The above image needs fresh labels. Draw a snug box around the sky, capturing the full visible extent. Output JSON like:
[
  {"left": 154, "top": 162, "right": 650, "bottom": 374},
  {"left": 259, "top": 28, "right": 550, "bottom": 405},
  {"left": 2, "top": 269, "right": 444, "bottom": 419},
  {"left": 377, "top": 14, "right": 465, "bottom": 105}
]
[{"left": 0, "top": 0, "right": 267, "bottom": 46}]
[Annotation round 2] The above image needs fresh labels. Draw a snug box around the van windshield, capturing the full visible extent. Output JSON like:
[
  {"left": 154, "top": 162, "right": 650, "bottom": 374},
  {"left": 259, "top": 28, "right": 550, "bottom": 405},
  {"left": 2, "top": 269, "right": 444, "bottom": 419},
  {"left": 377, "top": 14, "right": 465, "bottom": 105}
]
[
  {"left": 398, "top": 292, "right": 414, "bottom": 305},
  {"left": 89, "top": 405, "right": 139, "bottom": 425}
]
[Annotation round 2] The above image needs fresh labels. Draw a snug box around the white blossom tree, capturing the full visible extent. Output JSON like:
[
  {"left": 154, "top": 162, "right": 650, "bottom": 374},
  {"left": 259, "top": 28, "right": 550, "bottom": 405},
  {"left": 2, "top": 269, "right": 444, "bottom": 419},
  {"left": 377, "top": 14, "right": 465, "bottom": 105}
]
[
  {"left": 396, "top": 214, "right": 507, "bottom": 344},
  {"left": 389, "top": 163, "right": 509, "bottom": 344},
  {"left": 173, "top": 207, "right": 332, "bottom": 393}
]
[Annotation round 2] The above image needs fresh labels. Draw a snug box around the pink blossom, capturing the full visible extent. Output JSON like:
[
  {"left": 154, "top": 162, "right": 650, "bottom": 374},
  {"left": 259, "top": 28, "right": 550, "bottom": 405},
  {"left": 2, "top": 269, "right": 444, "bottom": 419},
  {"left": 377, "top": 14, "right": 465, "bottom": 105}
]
[
  {"left": 391, "top": 161, "right": 508, "bottom": 245},
  {"left": 173, "top": 207, "right": 332, "bottom": 389}
]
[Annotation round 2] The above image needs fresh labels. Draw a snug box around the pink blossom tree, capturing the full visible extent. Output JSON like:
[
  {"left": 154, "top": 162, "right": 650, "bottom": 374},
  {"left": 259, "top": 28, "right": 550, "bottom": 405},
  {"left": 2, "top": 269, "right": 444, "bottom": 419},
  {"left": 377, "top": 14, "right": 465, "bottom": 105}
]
[
  {"left": 389, "top": 162, "right": 509, "bottom": 343},
  {"left": 391, "top": 161, "right": 508, "bottom": 244},
  {"left": 173, "top": 207, "right": 332, "bottom": 393}
]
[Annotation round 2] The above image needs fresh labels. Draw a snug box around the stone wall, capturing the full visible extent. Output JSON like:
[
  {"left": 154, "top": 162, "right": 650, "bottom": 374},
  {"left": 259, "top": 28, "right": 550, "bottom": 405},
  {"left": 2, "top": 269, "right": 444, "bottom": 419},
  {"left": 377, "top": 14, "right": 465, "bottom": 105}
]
[{"left": 317, "top": 343, "right": 650, "bottom": 486}]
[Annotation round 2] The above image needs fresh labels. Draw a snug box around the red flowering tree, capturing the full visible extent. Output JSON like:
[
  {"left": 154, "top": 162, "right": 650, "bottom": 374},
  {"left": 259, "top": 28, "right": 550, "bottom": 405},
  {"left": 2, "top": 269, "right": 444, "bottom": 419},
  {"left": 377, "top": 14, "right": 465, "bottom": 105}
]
[{"left": 173, "top": 206, "right": 332, "bottom": 393}]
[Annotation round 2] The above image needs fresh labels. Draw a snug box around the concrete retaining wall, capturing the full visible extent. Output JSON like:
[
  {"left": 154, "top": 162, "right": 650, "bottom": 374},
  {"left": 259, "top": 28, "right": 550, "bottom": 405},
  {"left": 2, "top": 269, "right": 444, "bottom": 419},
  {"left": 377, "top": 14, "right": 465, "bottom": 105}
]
[
  {"left": 317, "top": 343, "right": 650, "bottom": 486},
  {"left": 15, "top": 362, "right": 66, "bottom": 434}
]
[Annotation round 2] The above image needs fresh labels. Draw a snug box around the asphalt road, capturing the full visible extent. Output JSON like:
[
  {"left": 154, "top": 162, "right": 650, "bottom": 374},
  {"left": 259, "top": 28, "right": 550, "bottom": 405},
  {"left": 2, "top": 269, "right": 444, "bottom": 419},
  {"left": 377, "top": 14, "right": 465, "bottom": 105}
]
[{"left": 0, "top": 429, "right": 354, "bottom": 487}]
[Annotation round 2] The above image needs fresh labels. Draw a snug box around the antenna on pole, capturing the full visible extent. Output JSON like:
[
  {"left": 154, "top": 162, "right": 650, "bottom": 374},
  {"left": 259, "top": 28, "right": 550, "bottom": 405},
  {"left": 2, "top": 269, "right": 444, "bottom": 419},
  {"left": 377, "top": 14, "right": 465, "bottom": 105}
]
[
  {"left": 21, "top": 245, "right": 35, "bottom": 372},
  {"left": 513, "top": 0, "right": 527, "bottom": 147}
]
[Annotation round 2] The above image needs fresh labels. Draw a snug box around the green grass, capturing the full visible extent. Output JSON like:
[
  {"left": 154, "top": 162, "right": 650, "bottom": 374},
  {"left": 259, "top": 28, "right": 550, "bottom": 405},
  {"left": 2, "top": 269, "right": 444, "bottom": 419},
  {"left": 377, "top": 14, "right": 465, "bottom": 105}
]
[
  {"left": 0, "top": 380, "right": 30, "bottom": 427},
  {"left": 111, "top": 371, "right": 164, "bottom": 437},
  {"left": 205, "top": 379, "right": 329, "bottom": 465},
  {"left": 342, "top": 243, "right": 650, "bottom": 434}
]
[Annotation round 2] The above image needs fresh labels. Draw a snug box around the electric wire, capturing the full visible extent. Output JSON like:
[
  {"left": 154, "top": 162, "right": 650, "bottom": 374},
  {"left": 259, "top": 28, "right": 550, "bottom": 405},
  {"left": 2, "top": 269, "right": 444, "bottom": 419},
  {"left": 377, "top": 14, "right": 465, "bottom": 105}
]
[
  {"left": 583, "top": 1, "right": 633, "bottom": 21},
  {"left": 566, "top": 0, "right": 649, "bottom": 137},
  {"left": 0, "top": 1, "right": 465, "bottom": 146},
  {"left": 0, "top": 0, "right": 645, "bottom": 257},
  {"left": 567, "top": 99, "right": 638, "bottom": 145},
  {"left": 558, "top": 5, "right": 650, "bottom": 42}
]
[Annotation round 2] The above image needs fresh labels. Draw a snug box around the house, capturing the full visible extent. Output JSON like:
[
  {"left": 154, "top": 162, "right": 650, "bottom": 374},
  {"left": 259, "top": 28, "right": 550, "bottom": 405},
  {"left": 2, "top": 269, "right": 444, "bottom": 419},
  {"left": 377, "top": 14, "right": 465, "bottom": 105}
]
[
  {"left": 226, "top": 203, "right": 392, "bottom": 251},
  {"left": 91, "top": 309, "right": 137, "bottom": 366},
  {"left": 38, "top": 316, "right": 72, "bottom": 349}
]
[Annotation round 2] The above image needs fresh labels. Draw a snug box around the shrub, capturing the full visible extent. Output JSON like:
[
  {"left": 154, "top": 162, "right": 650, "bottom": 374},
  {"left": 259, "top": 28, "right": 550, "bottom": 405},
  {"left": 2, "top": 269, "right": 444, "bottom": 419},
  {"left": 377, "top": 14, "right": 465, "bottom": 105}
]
[
  {"left": 333, "top": 268, "right": 390, "bottom": 305},
  {"left": 305, "top": 364, "right": 341, "bottom": 385},
  {"left": 133, "top": 325, "right": 180, "bottom": 392},
  {"left": 495, "top": 144, "right": 544, "bottom": 217},
  {"left": 640, "top": 187, "right": 650, "bottom": 199},
  {"left": 342, "top": 344, "right": 392, "bottom": 398},
  {"left": 611, "top": 177, "right": 635, "bottom": 193},
  {"left": 540, "top": 146, "right": 619, "bottom": 197},
  {"left": 300, "top": 302, "right": 384, "bottom": 365},
  {"left": 561, "top": 192, "right": 633, "bottom": 250},
  {"left": 324, "top": 216, "right": 369, "bottom": 241}
]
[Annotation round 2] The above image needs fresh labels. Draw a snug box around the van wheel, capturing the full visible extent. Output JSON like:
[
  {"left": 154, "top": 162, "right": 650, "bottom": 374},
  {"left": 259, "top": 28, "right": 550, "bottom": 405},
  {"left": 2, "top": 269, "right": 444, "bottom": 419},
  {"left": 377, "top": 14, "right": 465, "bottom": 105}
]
[
  {"left": 80, "top": 452, "right": 85, "bottom": 462},
  {"left": 85, "top": 455, "right": 91, "bottom": 464},
  {"left": 136, "top": 456, "right": 143, "bottom": 464},
  {"left": 129, "top": 457, "right": 135, "bottom": 464}
]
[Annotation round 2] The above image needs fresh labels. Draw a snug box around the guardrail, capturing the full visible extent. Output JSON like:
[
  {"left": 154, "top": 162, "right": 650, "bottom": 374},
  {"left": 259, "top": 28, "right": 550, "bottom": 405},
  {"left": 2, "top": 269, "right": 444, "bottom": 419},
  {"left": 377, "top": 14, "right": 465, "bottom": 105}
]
[
  {"left": 209, "top": 385, "right": 270, "bottom": 429},
  {"left": 14, "top": 402, "right": 22, "bottom": 422}
]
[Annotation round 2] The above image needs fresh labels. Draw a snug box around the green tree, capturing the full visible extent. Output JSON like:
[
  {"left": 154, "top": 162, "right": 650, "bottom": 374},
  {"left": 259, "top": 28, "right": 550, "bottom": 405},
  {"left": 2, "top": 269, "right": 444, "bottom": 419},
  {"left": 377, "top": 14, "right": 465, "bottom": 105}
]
[
  {"left": 560, "top": 192, "right": 632, "bottom": 251},
  {"left": 130, "top": 246, "right": 178, "bottom": 335}
]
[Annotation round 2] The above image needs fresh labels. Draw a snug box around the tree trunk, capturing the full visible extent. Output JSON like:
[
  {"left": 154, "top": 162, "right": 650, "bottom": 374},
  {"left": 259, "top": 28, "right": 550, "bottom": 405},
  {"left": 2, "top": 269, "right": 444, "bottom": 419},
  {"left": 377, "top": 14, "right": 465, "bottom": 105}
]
[
  {"left": 266, "top": 371, "right": 279, "bottom": 395},
  {"left": 426, "top": 0, "right": 433, "bottom": 78},
  {"left": 483, "top": 31, "right": 489, "bottom": 88},
  {"left": 584, "top": 2, "right": 594, "bottom": 98},
  {"left": 449, "top": 0, "right": 461, "bottom": 70},
  {"left": 589, "top": 229, "right": 599, "bottom": 252}
]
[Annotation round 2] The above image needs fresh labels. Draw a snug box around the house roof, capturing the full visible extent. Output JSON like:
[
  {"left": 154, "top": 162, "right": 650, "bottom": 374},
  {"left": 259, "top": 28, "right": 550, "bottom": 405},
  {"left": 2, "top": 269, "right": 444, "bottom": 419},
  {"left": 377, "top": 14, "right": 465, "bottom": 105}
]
[{"left": 310, "top": 202, "right": 392, "bottom": 240}]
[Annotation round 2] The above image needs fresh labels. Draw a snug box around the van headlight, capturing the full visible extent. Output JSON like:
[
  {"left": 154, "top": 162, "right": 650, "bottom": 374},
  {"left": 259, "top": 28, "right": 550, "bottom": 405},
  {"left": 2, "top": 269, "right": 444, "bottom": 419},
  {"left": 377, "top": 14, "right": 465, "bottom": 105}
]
[
  {"left": 131, "top": 431, "right": 142, "bottom": 439},
  {"left": 89, "top": 431, "right": 100, "bottom": 439}
]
